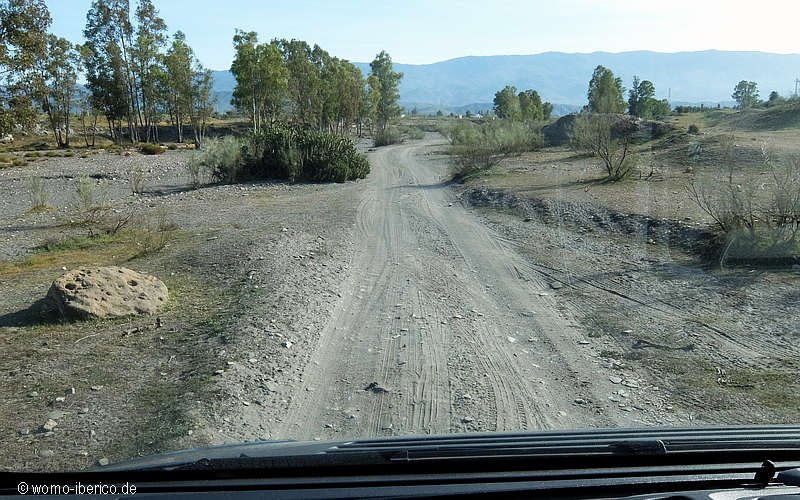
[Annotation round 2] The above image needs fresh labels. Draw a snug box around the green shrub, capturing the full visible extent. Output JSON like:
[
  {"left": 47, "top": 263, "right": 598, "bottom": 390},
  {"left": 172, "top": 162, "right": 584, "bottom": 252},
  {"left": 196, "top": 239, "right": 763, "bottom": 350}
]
[
  {"left": 686, "top": 138, "right": 800, "bottom": 265},
  {"left": 202, "top": 136, "right": 244, "bottom": 184},
  {"left": 0, "top": 153, "right": 12, "bottom": 164},
  {"left": 72, "top": 176, "right": 110, "bottom": 227},
  {"left": 11, "top": 158, "right": 27, "bottom": 166},
  {"left": 126, "top": 165, "right": 149, "bottom": 194},
  {"left": 448, "top": 120, "right": 542, "bottom": 177},
  {"left": 139, "top": 143, "right": 164, "bottom": 155},
  {"left": 167, "top": 144, "right": 178, "bottom": 150},
  {"left": 374, "top": 127, "right": 401, "bottom": 147},
  {"left": 27, "top": 177, "right": 48, "bottom": 210},
  {"left": 45, "top": 151, "right": 60, "bottom": 157},
  {"left": 24, "top": 151, "right": 40, "bottom": 158},
  {"left": 246, "top": 125, "right": 369, "bottom": 183},
  {"left": 688, "top": 124, "right": 700, "bottom": 134}
]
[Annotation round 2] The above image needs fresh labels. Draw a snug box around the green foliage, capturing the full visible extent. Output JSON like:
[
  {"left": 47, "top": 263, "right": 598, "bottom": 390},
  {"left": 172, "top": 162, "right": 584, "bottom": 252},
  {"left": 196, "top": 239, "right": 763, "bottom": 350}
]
[
  {"left": 41, "top": 34, "right": 80, "bottom": 147},
  {"left": 588, "top": 65, "right": 625, "bottom": 114},
  {"left": 627, "top": 76, "right": 670, "bottom": 117},
  {"left": 231, "top": 31, "right": 288, "bottom": 132},
  {"left": 245, "top": 125, "right": 369, "bottom": 183},
  {"left": 26, "top": 176, "right": 48, "bottom": 210},
  {"left": 447, "top": 120, "right": 542, "bottom": 177},
  {"left": 493, "top": 85, "right": 521, "bottom": 120},
  {"left": 199, "top": 136, "right": 244, "bottom": 184},
  {"left": 688, "top": 124, "right": 700, "bottom": 134},
  {"left": 72, "top": 175, "right": 111, "bottom": 228},
  {"left": 0, "top": 0, "right": 52, "bottom": 135},
  {"left": 687, "top": 139, "right": 800, "bottom": 264},
  {"left": 732, "top": 80, "right": 759, "bottom": 109},
  {"left": 767, "top": 91, "right": 783, "bottom": 107},
  {"left": 132, "top": 0, "right": 167, "bottom": 143},
  {"left": 139, "top": 142, "right": 164, "bottom": 155},
  {"left": 570, "top": 113, "right": 637, "bottom": 181},
  {"left": 374, "top": 127, "right": 401, "bottom": 146},
  {"left": 369, "top": 50, "right": 403, "bottom": 134},
  {"left": 184, "top": 150, "right": 208, "bottom": 188},
  {"left": 163, "top": 31, "right": 215, "bottom": 144}
]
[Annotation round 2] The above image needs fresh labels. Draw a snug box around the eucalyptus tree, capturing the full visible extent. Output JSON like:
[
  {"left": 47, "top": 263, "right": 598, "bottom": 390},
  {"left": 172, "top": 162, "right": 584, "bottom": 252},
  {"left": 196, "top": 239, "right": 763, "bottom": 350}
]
[
  {"left": 587, "top": 65, "right": 625, "bottom": 114},
  {"left": 84, "top": 0, "right": 137, "bottom": 142},
  {"left": 0, "top": 0, "right": 51, "bottom": 135},
  {"left": 40, "top": 35, "right": 79, "bottom": 147},
  {"left": 369, "top": 50, "right": 402, "bottom": 134},
  {"left": 231, "top": 30, "right": 287, "bottom": 132},
  {"left": 132, "top": 0, "right": 167, "bottom": 142}
]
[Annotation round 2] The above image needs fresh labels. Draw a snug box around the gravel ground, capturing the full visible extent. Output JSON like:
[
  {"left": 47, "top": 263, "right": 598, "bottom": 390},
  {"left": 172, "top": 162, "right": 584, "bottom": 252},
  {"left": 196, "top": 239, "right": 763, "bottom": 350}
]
[{"left": 1, "top": 136, "right": 798, "bottom": 473}]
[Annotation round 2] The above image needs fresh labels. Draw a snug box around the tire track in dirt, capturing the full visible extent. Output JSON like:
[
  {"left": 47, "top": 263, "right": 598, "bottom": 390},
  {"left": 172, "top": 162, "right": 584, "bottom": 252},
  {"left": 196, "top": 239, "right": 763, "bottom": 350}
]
[{"left": 277, "top": 137, "right": 639, "bottom": 441}]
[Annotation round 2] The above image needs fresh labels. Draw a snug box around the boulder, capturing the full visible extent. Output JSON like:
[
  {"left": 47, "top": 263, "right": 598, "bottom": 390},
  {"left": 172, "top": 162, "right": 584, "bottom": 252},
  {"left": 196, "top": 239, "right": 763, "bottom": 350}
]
[
  {"left": 46, "top": 266, "right": 168, "bottom": 319},
  {"left": 0, "top": 133, "right": 13, "bottom": 144}
]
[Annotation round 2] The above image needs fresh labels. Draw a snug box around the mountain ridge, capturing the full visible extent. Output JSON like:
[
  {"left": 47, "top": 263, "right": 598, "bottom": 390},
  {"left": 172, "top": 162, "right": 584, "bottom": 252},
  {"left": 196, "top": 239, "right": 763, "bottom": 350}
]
[{"left": 211, "top": 50, "right": 800, "bottom": 114}]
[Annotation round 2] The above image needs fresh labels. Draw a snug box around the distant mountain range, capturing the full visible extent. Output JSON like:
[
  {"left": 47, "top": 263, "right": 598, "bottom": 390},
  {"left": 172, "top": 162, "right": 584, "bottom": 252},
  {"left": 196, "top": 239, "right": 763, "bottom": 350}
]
[{"left": 211, "top": 50, "right": 800, "bottom": 115}]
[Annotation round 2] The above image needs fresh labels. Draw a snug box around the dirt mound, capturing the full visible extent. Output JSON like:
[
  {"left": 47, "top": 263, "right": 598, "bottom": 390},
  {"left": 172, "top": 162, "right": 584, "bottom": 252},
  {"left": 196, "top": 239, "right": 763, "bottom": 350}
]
[
  {"left": 464, "top": 187, "right": 714, "bottom": 255},
  {"left": 542, "top": 114, "right": 577, "bottom": 146},
  {"left": 47, "top": 266, "right": 168, "bottom": 319},
  {"left": 542, "top": 113, "right": 674, "bottom": 146}
]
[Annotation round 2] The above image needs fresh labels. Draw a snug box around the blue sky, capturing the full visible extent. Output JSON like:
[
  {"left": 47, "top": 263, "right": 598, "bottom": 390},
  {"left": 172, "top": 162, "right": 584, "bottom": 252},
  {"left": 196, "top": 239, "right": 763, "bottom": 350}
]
[{"left": 48, "top": 0, "right": 800, "bottom": 70}]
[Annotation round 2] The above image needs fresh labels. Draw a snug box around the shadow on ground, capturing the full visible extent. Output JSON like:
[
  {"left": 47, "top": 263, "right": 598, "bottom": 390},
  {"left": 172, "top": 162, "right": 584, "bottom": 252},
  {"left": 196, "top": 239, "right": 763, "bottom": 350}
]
[{"left": 0, "top": 298, "right": 60, "bottom": 328}]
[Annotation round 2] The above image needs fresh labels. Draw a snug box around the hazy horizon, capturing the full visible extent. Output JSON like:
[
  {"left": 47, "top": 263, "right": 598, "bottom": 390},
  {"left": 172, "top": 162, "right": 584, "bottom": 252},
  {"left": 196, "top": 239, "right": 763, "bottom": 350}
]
[{"left": 48, "top": 1, "right": 800, "bottom": 71}]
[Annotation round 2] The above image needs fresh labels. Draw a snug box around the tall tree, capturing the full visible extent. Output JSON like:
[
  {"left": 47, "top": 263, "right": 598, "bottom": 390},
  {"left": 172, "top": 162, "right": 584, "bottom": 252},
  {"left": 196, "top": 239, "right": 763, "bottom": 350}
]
[
  {"left": 493, "top": 85, "right": 520, "bottom": 120},
  {"left": 587, "top": 65, "right": 625, "bottom": 114},
  {"left": 189, "top": 65, "right": 215, "bottom": 144},
  {"left": 732, "top": 80, "right": 759, "bottom": 109},
  {"left": 84, "top": 0, "right": 136, "bottom": 143},
  {"left": 627, "top": 76, "right": 655, "bottom": 117},
  {"left": 0, "top": 0, "right": 51, "bottom": 135},
  {"left": 39, "top": 35, "right": 79, "bottom": 147},
  {"left": 369, "top": 50, "right": 402, "bottom": 134},
  {"left": 541, "top": 101, "right": 553, "bottom": 120},
  {"left": 132, "top": 0, "right": 167, "bottom": 142},
  {"left": 231, "top": 31, "right": 288, "bottom": 132},
  {"left": 163, "top": 30, "right": 192, "bottom": 143},
  {"left": 358, "top": 73, "right": 380, "bottom": 135},
  {"left": 518, "top": 89, "right": 543, "bottom": 121},
  {"left": 278, "top": 39, "right": 322, "bottom": 128},
  {"left": 164, "top": 31, "right": 213, "bottom": 145}
]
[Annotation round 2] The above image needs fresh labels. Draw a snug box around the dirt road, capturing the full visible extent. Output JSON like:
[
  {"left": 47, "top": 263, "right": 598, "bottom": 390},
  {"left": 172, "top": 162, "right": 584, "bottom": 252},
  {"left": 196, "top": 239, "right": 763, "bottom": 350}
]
[{"left": 273, "top": 137, "right": 650, "bottom": 440}]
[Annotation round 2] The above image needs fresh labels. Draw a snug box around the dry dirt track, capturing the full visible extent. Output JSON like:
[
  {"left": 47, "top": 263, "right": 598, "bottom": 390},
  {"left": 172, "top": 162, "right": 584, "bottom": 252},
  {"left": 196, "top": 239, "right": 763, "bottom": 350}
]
[{"left": 276, "top": 137, "right": 647, "bottom": 440}]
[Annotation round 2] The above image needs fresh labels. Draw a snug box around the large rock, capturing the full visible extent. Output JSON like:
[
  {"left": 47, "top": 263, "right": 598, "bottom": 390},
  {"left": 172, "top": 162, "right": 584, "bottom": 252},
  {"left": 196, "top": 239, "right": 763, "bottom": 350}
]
[{"left": 46, "top": 266, "right": 168, "bottom": 319}]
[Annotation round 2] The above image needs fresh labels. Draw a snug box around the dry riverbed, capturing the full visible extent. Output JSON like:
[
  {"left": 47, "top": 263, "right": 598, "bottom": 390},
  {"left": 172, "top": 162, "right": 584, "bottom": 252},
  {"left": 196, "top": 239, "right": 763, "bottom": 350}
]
[{"left": 1, "top": 134, "right": 798, "bottom": 473}]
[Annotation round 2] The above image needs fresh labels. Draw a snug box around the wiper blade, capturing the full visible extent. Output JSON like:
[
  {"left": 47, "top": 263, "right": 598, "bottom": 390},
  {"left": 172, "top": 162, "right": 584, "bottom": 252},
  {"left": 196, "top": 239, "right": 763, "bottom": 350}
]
[{"left": 99, "top": 425, "right": 800, "bottom": 472}]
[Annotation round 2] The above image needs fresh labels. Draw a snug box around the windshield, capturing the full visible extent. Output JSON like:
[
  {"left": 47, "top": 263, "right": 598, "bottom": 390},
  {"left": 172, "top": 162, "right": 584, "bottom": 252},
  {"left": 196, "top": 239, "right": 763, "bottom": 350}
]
[{"left": 1, "top": 0, "right": 798, "bottom": 474}]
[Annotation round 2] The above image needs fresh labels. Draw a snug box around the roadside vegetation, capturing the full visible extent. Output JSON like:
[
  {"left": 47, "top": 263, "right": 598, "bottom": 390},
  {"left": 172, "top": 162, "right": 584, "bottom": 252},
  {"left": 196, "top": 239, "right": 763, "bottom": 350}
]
[
  {"left": 444, "top": 119, "right": 543, "bottom": 179},
  {"left": 686, "top": 138, "right": 800, "bottom": 265}
]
